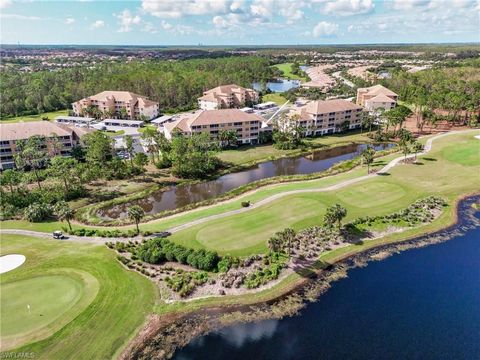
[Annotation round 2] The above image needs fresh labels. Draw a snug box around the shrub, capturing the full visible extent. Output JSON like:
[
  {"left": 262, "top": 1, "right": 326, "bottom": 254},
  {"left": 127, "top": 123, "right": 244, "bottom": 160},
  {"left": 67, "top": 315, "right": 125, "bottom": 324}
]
[
  {"left": 241, "top": 201, "right": 251, "bottom": 208},
  {"left": 23, "top": 202, "right": 53, "bottom": 222}
]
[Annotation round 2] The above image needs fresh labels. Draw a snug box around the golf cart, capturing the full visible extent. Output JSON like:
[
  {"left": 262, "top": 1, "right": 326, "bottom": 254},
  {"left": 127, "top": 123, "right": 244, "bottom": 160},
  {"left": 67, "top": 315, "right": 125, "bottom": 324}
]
[{"left": 53, "top": 230, "right": 64, "bottom": 239}]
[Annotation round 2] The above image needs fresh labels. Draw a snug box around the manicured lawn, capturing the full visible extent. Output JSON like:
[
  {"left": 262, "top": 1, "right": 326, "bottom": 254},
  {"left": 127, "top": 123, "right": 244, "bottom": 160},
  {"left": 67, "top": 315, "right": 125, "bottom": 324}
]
[
  {"left": 272, "top": 63, "right": 308, "bottom": 81},
  {"left": 218, "top": 130, "right": 374, "bottom": 165},
  {"left": 168, "top": 131, "right": 480, "bottom": 256},
  {"left": 442, "top": 139, "right": 479, "bottom": 166},
  {"left": 262, "top": 93, "right": 288, "bottom": 106},
  {"left": 0, "top": 110, "right": 68, "bottom": 123},
  {"left": 0, "top": 234, "right": 156, "bottom": 359}
]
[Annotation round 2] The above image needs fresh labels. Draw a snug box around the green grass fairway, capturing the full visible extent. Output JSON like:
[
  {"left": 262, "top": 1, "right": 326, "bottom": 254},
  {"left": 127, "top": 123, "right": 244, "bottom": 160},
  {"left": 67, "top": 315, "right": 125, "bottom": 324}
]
[
  {"left": 442, "top": 140, "right": 479, "bottom": 166},
  {"left": 272, "top": 63, "right": 308, "bottom": 81},
  {"left": 262, "top": 93, "right": 288, "bottom": 106},
  {"left": 0, "top": 235, "right": 156, "bottom": 359},
  {"left": 1, "top": 272, "right": 98, "bottom": 350},
  {"left": 169, "top": 131, "right": 480, "bottom": 256},
  {"left": 0, "top": 110, "right": 68, "bottom": 123}
]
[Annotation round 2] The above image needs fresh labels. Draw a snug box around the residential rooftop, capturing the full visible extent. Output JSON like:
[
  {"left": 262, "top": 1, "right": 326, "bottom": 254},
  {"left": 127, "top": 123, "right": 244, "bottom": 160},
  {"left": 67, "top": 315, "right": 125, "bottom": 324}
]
[{"left": 0, "top": 121, "right": 73, "bottom": 141}]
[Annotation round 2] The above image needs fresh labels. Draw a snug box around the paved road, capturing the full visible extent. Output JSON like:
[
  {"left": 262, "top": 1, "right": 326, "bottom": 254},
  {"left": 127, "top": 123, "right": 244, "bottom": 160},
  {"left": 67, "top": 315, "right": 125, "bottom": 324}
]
[
  {"left": 332, "top": 71, "right": 355, "bottom": 88},
  {"left": 0, "top": 130, "right": 472, "bottom": 243}
]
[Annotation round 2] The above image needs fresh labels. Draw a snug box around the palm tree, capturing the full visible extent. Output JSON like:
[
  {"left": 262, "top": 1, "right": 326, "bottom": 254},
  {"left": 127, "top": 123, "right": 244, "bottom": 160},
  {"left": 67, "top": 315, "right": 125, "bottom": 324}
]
[
  {"left": 412, "top": 141, "right": 423, "bottom": 162},
  {"left": 361, "top": 146, "right": 375, "bottom": 174},
  {"left": 128, "top": 205, "right": 145, "bottom": 235},
  {"left": 54, "top": 201, "right": 74, "bottom": 232},
  {"left": 324, "top": 204, "right": 347, "bottom": 230}
]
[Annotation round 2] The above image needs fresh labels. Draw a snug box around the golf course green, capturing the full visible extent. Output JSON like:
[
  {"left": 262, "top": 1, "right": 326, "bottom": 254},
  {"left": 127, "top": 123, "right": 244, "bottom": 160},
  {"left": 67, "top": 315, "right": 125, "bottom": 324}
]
[{"left": 0, "top": 235, "right": 156, "bottom": 359}]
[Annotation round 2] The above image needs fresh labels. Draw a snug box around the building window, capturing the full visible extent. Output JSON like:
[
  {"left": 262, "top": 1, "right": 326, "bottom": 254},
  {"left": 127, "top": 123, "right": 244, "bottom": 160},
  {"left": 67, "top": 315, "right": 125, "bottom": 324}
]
[{"left": 233, "top": 122, "right": 243, "bottom": 126}]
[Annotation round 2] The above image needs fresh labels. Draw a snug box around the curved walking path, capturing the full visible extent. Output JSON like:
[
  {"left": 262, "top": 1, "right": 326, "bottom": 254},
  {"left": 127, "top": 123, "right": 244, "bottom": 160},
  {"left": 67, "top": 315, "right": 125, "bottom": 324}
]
[{"left": 0, "top": 130, "right": 472, "bottom": 243}]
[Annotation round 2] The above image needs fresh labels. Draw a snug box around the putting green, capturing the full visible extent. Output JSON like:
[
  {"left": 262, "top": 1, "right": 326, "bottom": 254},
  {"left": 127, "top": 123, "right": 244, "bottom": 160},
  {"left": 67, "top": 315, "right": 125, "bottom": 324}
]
[
  {"left": 442, "top": 141, "right": 480, "bottom": 166},
  {"left": 1, "top": 271, "right": 99, "bottom": 350}
]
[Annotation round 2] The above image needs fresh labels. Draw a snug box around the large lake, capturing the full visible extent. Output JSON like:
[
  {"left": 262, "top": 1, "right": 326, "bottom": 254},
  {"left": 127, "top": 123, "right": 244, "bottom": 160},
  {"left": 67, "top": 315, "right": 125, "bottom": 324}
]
[{"left": 174, "top": 197, "right": 480, "bottom": 360}]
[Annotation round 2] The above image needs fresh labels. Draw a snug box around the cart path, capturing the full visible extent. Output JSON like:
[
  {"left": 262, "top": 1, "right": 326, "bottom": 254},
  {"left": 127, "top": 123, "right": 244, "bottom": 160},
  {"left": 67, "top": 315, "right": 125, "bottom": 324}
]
[{"left": 0, "top": 130, "right": 471, "bottom": 243}]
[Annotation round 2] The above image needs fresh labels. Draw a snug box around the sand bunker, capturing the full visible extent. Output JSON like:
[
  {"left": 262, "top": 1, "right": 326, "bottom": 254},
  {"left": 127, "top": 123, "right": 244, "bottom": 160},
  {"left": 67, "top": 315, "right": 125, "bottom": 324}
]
[
  {"left": 475, "top": 135, "right": 480, "bottom": 140},
  {"left": 0, "top": 254, "right": 26, "bottom": 274}
]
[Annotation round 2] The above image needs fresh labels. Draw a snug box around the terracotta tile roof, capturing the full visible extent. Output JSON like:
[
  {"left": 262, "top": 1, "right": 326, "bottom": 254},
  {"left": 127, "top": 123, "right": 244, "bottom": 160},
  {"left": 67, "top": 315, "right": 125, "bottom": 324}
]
[
  {"left": 165, "top": 109, "right": 264, "bottom": 133},
  {"left": 187, "top": 109, "right": 264, "bottom": 126},
  {"left": 357, "top": 84, "right": 397, "bottom": 97},
  {"left": 76, "top": 91, "right": 158, "bottom": 108},
  {"left": 203, "top": 84, "right": 256, "bottom": 96},
  {"left": 302, "top": 99, "right": 362, "bottom": 115},
  {"left": 0, "top": 121, "right": 73, "bottom": 141},
  {"left": 367, "top": 93, "right": 397, "bottom": 103}
]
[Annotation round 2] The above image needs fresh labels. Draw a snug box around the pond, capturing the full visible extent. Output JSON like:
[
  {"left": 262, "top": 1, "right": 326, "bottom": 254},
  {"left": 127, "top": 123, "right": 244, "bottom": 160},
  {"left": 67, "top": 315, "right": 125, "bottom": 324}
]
[
  {"left": 174, "top": 196, "right": 480, "bottom": 360},
  {"left": 98, "top": 143, "right": 393, "bottom": 220},
  {"left": 252, "top": 79, "right": 301, "bottom": 93}
]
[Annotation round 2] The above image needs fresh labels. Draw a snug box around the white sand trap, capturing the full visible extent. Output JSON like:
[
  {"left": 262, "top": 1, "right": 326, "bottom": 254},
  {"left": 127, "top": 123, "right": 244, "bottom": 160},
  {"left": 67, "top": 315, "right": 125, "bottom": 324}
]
[
  {"left": 475, "top": 135, "right": 480, "bottom": 140},
  {"left": 0, "top": 254, "right": 26, "bottom": 274}
]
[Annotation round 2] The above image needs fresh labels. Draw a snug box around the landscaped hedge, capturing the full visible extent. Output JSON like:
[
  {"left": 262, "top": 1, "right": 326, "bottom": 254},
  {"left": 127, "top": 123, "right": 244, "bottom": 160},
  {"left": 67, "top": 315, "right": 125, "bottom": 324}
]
[
  {"left": 77, "top": 145, "right": 399, "bottom": 226},
  {"left": 136, "top": 237, "right": 219, "bottom": 272},
  {"left": 63, "top": 226, "right": 153, "bottom": 238}
]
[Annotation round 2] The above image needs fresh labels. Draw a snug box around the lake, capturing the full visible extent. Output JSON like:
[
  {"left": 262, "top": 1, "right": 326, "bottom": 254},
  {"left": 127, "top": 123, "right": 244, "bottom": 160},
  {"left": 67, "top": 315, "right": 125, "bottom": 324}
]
[
  {"left": 174, "top": 196, "right": 480, "bottom": 360},
  {"left": 98, "top": 143, "right": 392, "bottom": 220},
  {"left": 252, "top": 79, "right": 301, "bottom": 93}
]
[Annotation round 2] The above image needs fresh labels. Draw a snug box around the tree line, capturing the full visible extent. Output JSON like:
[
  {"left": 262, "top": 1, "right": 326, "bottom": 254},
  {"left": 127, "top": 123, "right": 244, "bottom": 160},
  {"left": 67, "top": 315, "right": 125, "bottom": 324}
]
[
  {"left": 0, "top": 56, "right": 276, "bottom": 118},
  {"left": 382, "top": 60, "right": 480, "bottom": 122}
]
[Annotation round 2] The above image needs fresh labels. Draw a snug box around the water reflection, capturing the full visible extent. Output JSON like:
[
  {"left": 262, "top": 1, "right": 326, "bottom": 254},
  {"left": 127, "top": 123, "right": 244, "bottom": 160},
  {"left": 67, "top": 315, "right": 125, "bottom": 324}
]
[
  {"left": 252, "top": 79, "right": 301, "bottom": 93},
  {"left": 98, "top": 143, "right": 393, "bottom": 220}
]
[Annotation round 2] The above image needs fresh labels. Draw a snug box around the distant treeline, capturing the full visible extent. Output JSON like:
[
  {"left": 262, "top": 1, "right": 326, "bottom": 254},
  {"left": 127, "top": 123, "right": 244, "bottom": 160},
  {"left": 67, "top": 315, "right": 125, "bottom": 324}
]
[
  {"left": 0, "top": 56, "right": 275, "bottom": 117},
  {"left": 382, "top": 59, "right": 480, "bottom": 117}
]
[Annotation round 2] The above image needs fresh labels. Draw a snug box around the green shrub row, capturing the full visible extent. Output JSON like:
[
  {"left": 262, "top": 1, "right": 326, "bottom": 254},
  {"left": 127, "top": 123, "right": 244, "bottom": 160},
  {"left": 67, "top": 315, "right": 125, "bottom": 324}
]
[
  {"left": 63, "top": 226, "right": 153, "bottom": 238},
  {"left": 137, "top": 237, "right": 219, "bottom": 272}
]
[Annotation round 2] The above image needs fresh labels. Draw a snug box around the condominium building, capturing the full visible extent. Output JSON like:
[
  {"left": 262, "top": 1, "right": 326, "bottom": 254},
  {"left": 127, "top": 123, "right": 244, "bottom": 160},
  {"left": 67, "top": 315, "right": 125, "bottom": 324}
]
[
  {"left": 289, "top": 99, "right": 363, "bottom": 136},
  {"left": 198, "top": 84, "right": 259, "bottom": 110},
  {"left": 163, "top": 109, "right": 266, "bottom": 145},
  {"left": 0, "top": 121, "right": 85, "bottom": 170},
  {"left": 356, "top": 84, "right": 398, "bottom": 111},
  {"left": 72, "top": 91, "right": 159, "bottom": 120}
]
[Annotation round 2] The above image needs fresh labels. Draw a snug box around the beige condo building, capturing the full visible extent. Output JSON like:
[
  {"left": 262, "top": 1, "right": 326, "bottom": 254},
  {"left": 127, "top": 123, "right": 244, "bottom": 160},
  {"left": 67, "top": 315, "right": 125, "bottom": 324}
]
[
  {"left": 163, "top": 109, "right": 265, "bottom": 145},
  {"left": 289, "top": 99, "right": 363, "bottom": 136},
  {"left": 198, "top": 84, "right": 259, "bottom": 110},
  {"left": 0, "top": 121, "right": 88, "bottom": 170},
  {"left": 72, "top": 91, "right": 159, "bottom": 120},
  {"left": 356, "top": 84, "right": 398, "bottom": 111}
]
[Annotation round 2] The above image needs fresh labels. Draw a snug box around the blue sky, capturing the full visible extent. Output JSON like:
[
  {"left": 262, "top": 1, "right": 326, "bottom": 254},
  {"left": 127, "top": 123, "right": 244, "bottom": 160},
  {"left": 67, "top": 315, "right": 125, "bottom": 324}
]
[{"left": 1, "top": 0, "right": 479, "bottom": 45}]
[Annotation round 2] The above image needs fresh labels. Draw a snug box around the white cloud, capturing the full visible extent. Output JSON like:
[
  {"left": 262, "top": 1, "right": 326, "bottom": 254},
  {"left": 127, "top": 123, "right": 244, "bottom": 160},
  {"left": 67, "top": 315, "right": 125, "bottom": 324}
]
[
  {"left": 65, "top": 17, "right": 75, "bottom": 24},
  {"left": 141, "top": 0, "right": 231, "bottom": 18},
  {"left": 160, "top": 20, "right": 173, "bottom": 30},
  {"left": 321, "top": 0, "right": 374, "bottom": 16},
  {"left": 392, "top": 0, "right": 429, "bottom": 10},
  {"left": 311, "top": 21, "right": 339, "bottom": 37},
  {"left": 91, "top": 20, "right": 105, "bottom": 29},
  {"left": 142, "top": 22, "right": 157, "bottom": 33},
  {"left": 1, "top": 13, "right": 41, "bottom": 20},
  {"left": 0, "top": 0, "right": 12, "bottom": 9},
  {"left": 114, "top": 9, "right": 141, "bottom": 32}
]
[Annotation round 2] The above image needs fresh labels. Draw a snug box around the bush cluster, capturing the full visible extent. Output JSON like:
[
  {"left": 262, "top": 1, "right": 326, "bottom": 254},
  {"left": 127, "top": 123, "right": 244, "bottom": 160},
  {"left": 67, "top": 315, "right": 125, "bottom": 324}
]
[
  {"left": 165, "top": 270, "right": 209, "bottom": 297},
  {"left": 137, "top": 238, "right": 219, "bottom": 272},
  {"left": 351, "top": 196, "right": 447, "bottom": 228},
  {"left": 244, "top": 252, "right": 287, "bottom": 289}
]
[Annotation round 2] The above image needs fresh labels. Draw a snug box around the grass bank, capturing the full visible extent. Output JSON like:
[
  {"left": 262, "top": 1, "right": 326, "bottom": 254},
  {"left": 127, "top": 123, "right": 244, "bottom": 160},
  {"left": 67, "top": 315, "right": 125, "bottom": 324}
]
[{"left": 0, "top": 110, "right": 68, "bottom": 123}]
